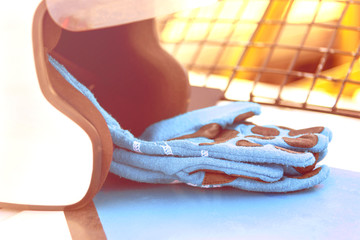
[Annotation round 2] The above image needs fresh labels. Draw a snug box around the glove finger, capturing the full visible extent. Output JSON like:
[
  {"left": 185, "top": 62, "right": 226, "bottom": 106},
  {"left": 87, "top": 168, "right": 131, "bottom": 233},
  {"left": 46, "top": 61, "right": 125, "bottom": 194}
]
[
  {"left": 110, "top": 161, "right": 178, "bottom": 184},
  {"left": 282, "top": 151, "right": 318, "bottom": 175},
  {"left": 156, "top": 139, "right": 318, "bottom": 167},
  {"left": 112, "top": 147, "right": 284, "bottom": 183},
  {"left": 186, "top": 163, "right": 284, "bottom": 183},
  {"left": 220, "top": 165, "right": 330, "bottom": 192},
  {"left": 110, "top": 161, "right": 279, "bottom": 187},
  {"left": 111, "top": 124, "right": 317, "bottom": 169},
  {"left": 111, "top": 161, "right": 329, "bottom": 193},
  {"left": 140, "top": 101, "right": 261, "bottom": 141}
]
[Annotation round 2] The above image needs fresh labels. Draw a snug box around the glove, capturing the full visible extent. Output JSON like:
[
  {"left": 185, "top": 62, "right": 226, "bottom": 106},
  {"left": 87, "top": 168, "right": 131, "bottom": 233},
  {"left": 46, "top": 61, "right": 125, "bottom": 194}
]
[
  {"left": 110, "top": 102, "right": 331, "bottom": 192},
  {"left": 49, "top": 55, "right": 332, "bottom": 192}
]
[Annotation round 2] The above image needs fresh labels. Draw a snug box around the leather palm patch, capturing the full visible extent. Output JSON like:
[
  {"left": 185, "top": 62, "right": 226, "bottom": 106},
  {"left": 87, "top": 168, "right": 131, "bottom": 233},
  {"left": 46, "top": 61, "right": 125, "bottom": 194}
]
[
  {"left": 283, "top": 134, "right": 319, "bottom": 148},
  {"left": 251, "top": 126, "right": 280, "bottom": 136},
  {"left": 287, "top": 127, "right": 324, "bottom": 136},
  {"left": 236, "top": 140, "right": 262, "bottom": 147},
  {"left": 195, "top": 166, "right": 322, "bottom": 186},
  {"left": 202, "top": 170, "right": 238, "bottom": 185},
  {"left": 171, "top": 123, "right": 222, "bottom": 141},
  {"left": 190, "top": 169, "right": 264, "bottom": 185},
  {"left": 289, "top": 167, "right": 322, "bottom": 179},
  {"left": 233, "top": 112, "right": 255, "bottom": 124},
  {"left": 200, "top": 129, "right": 239, "bottom": 146},
  {"left": 294, "top": 153, "right": 320, "bottom": 174}
]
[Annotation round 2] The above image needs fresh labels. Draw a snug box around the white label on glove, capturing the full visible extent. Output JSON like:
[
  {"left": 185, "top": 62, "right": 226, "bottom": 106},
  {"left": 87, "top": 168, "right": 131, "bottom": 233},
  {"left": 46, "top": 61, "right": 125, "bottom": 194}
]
[
  {"left": 161, "top": 143, "right": 173, "bottom": 155},
  {"left": 201, "top": 150, "right": 209, "bottom": 157},
  {"left": 133, "top": 141, "right": 142, "bottom": 153}
]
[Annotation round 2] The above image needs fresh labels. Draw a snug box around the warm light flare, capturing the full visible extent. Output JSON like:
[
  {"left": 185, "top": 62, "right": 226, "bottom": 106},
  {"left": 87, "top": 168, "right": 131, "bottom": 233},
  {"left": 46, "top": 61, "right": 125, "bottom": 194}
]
[
  {"left": 353, "top": 88, "right": 360, "bottom": 104},
  {"left": 287, "top": 1, "right": 343, "bottom": 23}
]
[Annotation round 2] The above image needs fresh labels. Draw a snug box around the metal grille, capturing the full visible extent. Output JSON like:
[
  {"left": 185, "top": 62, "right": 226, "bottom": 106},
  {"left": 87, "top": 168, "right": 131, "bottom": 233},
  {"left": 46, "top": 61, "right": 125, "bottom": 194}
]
[{"left": 158, "top": 0, "right": 360, "bottom": 118}]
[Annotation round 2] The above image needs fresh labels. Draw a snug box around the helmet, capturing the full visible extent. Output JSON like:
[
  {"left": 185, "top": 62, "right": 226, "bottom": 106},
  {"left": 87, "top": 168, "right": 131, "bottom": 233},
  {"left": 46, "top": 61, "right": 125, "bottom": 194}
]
[{"left": 0, "top": 0, "right": 217, "bottom": 210}]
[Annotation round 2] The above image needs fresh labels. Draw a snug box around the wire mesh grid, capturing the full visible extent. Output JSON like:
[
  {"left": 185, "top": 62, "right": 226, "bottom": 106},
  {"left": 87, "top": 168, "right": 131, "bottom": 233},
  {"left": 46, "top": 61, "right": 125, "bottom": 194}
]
[{"left": 158, "top": 0, "right": 360, "bottom": 118}]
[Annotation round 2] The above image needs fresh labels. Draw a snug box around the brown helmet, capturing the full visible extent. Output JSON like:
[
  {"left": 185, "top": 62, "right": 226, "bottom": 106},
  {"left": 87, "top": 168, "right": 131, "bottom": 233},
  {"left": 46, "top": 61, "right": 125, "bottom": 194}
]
[{"left": 1, "top": 0, "right": 214, "bottom": 210}]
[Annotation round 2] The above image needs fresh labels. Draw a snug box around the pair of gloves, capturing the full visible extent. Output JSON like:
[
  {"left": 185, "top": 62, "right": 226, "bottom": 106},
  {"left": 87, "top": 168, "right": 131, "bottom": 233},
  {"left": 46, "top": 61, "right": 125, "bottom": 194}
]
[{"left": 50, "top": 55, "right": 332, "bottom": 193}]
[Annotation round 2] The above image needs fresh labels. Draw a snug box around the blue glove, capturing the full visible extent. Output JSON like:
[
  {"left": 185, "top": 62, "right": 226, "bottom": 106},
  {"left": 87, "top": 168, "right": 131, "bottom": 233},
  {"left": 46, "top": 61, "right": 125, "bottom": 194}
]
[
  {"left": 49, "top": 55, "right": 332, "bottom": 192},
  {"left": 110, "top": 103, "right": 331, "bottom": 192}
]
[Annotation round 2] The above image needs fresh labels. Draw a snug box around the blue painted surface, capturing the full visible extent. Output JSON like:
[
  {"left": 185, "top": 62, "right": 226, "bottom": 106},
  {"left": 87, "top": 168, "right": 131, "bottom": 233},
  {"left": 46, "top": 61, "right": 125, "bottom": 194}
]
[{"left": 94, "top": 168, "right": 360, "bottom": 240}]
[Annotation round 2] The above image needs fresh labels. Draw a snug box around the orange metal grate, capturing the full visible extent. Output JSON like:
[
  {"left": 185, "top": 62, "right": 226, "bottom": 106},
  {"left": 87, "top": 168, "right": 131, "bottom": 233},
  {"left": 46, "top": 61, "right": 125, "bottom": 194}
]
[{"left": 158, "top": 0, "right": 360, "bottom": 118}]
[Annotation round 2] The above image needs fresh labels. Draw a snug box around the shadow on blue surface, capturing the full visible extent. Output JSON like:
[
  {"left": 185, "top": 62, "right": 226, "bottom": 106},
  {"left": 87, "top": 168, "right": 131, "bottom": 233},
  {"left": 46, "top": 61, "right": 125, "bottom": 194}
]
[{"left": 94, "top": 168, "right": 360, "bottom": 240}]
